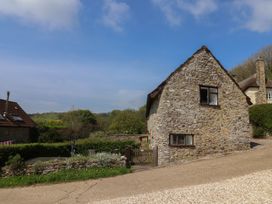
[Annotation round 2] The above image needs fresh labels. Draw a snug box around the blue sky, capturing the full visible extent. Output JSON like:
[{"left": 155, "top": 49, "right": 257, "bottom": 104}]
[{"left": 0, "top": 0, "right": 272, "bottom": 113}]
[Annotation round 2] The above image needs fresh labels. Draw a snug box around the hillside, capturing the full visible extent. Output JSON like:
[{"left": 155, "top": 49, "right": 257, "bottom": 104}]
[{"left": 230, "top": 45, "right": 272, "bottom": 82}]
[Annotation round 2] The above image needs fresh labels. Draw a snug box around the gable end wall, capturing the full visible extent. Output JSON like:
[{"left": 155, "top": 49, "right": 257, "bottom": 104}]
[{"left": 147, "top": 50, "right": 251, "bottom": 165}]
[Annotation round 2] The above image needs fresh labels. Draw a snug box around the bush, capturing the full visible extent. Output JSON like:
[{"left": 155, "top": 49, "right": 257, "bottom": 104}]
[
  {"left": 0, "top": 140, "right": 139, "bottom": 167},
  {"left": 5, "top": 154, "right": 25, "bottom": 175},
  {"left": 249, "top": 104, "right": 272, "bottom": 138},
  {"left": 253, "top": 127, "right": 266, "bottom": 138},
  {"left": 38, "top": 128, "right": 63, "bottom": 143}
]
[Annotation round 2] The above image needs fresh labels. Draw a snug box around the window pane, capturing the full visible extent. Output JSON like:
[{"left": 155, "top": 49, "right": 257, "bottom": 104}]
[
  {"left": 169, "top": 134, "right": 194, "bottom": 146},
  {"left": 210, "top": 88, "right": 218, "bottom": 93},
  {"left": 170, "top": 135, "right": 174, "bottom": 145},
  {"left": 186, "top": 135, "right": 193, "bottom": 145},
  {"left": 209, "top": 93, "right": 218, "bottom": 105},
  {"left": 268, "top": 91, "right": 272, "bottom": 100},
  {"left": 178, "top": 135, "right": 185, "bottom": 145},
  {"left": 200, "top": 88, "right": 208, "bottom": 104},
  {"left": 170, "top": 134, "right": 178, "bottom": 145},
  {"left": 10, "top": 116, "right": 23, "bottom": 122},
  {"left": 173, "top": 135, "right": 177, "bottom": 145}
]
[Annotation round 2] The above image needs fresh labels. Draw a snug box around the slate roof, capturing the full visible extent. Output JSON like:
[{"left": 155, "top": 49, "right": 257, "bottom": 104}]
[
  {"left": 146, "top": 46, "right": 252, "bottom": 117},
  {"left": 0, "top": 99, "right": 36, "bottom": 128},
  {"left": 238, "top": 74, "right": 272, "bottom": 91}
]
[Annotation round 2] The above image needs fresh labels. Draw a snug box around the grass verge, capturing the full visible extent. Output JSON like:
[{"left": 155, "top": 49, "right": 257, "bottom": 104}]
[{"left": 0, "top": 167, "right": 130, "bottom": 188}]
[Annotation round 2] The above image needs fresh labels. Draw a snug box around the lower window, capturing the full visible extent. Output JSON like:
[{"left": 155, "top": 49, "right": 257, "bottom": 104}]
[
  {"left": 267, "top": 91, "right": 272, "bottom": 101},
  {"left": 169, "top": 134, "right": 194, "bottom": 146}
]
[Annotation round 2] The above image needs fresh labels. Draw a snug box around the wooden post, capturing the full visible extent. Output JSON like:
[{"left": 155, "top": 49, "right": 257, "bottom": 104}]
[
  {"left": 124, "top": 147, "right": 132, "bottom": 168},
  {"left": 153, "top": 145, "right": 158, "bottom": 166}
]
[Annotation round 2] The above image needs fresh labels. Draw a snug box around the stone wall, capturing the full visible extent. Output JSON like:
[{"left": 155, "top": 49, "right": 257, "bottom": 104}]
[
  {"left": 1, "top": 154, "right": 126, "bottom": 177},
  {"left": 147, "top": 48, "right": 252, "bottom": 166},
  {"left": 256, "top": 58, "right": 267, "bottom": 104}
]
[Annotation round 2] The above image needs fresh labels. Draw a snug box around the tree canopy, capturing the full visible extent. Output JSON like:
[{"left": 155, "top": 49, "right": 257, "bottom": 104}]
[
  {"left": 108, "top": 107, "right": 146, "bottom": 134},
  {"left": 230, "top": 45, "right": 272, "bottom": 82},
  {"left": 31, "top": 106, "right": 147, "bottom": 142}
]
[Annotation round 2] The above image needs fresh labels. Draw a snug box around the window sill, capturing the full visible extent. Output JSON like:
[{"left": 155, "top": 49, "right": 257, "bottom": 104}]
[
  {"left": 200, "top": 104, "right": 221, "bottom": 109},
  {"left": 169, "top": 145, "right": 195, "bottom": 149}
]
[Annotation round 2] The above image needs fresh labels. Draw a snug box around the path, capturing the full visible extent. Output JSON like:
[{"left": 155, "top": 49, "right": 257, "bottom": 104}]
[{"left": 0, "top": 139, "right": 271, "bottom": 204}]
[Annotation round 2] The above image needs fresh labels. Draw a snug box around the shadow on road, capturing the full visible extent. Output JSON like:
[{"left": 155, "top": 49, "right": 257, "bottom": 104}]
[{"left": 250, "top": 141, "right": 261, "bottom": 149}]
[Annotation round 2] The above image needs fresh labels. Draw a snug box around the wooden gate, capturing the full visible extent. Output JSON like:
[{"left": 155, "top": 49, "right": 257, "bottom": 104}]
[
  {"left": 133, "top": 149, "right": 153, "bottom": 165},
  {"left": 124, "top": 146, "right": 158, "bottom": 166}
]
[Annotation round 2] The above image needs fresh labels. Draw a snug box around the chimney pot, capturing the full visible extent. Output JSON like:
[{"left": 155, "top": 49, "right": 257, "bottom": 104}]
[{"left": 4, "top": 91, "right": 10, "bottom": 116}]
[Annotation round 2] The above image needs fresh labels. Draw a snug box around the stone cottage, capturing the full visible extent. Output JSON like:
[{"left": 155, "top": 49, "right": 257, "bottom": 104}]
[
  {"left": 146, "top": 46, "right": 252, "bottom": 166},
  {"left": 238, "top": 57, "right": 272, "bottom": 104}
]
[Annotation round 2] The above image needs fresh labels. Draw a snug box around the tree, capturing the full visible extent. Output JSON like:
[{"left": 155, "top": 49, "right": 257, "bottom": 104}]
[
  {"left": 62, "top": 109, "right": 97, "bottom": 138},
  {"left": 95, "top": 113, "right": 111, "bottom": 131},
  {"left": 230, "top": 45, "right": 272, "bottom": 82},
  {"left": 108, "top": 108, "right": 146, "bottom": 134}
]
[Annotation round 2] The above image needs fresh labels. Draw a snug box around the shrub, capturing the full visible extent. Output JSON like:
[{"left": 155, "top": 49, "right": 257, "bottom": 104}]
[
  {"left": 5, "top": 154, "right": 25, "bottom": 175},
  {"left": 66, "top": 153, "right": 124, "bottom": 168},
  {"left": 253, "top": 127, "right": 266, "bottom": 138},
  {"left": 0, "top": 140, "right": 139, "bottom": 167},
  {"left": 249, "top": 104, "right": 272, "bottom": 137},
  {"left": 38, "top": 128, "right": 63, "bottom": 143}
]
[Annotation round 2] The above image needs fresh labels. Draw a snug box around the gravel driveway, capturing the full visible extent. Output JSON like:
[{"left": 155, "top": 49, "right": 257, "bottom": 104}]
[
  {"left": 0, "top": 139, "right": 272, "bottom": 204},
  {"left": 95, "top": 169, "right": 272, "bottom": 204}
]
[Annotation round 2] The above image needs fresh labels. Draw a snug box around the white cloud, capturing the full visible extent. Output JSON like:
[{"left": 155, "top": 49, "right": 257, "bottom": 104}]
[
  {"left": 151, "top": 0, "right": 218, "bottom": 26},
  {"left": 102, "top": 0, "right": 130, "bottom": 32},
  {"left": 151, "top": 0, "right": 182, "bottom": 26},
  {"left": 177, "top": 0, "right": 218, "bottom": 19},
  {"left": 233, "top": 0, "right": 272, "bottom": 32},
  {"left": 0, "top": 0, "right": 81, "bottom": 30}
]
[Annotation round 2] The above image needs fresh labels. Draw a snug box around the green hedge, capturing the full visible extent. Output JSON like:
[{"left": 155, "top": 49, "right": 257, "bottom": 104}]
[
  {"left": 0, "top": 140, "right": 139, "bottom": 167},
  {"left": 249, "top": 104, "right": 272, "bottom": 138}
]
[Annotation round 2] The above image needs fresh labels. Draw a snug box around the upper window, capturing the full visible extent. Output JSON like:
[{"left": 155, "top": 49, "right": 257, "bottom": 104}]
[
  {"left": 200, "top": 86, "right": 218, "bottom": 106},
  {"left": 169, "top": 134, "right": 194, "bottom": 147},
  {"left": 10, "top": 115, "right": 23, "bottom": 122}
]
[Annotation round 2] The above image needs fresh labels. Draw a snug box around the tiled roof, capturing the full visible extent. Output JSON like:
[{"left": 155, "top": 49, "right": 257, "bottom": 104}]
[
  {"left": 0, "top": 99, "right": 36, "bottom": 128},
  {"left": 238, "top": 74, "right": 272, "bottom": 91}
]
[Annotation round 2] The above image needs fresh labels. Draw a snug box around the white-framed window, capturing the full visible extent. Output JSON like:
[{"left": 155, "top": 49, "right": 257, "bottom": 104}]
[
  {"left": 267, "top": 90, "right": 272, "bottom": 101},
  {"left": 200, "top": 86, "right": 218, "bottom": 106},
  {"left": 169, "top": 134, "right": 194, "bottom": 147}
]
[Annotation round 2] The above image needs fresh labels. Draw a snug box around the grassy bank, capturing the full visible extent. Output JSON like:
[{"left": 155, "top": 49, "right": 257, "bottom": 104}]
[{"left": 0, "top": 167, "right": 130, "bottom": 188}]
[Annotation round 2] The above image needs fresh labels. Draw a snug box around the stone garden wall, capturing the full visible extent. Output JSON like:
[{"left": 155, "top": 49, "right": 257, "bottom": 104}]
[{"left": 1, "top": 153, "right": 126, "bottom": 177}]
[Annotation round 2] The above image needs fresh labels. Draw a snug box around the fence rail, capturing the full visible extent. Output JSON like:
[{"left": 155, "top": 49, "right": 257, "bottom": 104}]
[{"left": 0, "top": 140, "right": 13, "bottom": 145}]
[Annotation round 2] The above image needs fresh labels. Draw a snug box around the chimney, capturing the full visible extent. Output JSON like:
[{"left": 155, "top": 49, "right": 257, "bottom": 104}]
[
  {"left": 4, "top": 91, "right": 10, "bottom": 116},
  {"left": 256, "top": 57, "right": 267, "bottom": 104}
]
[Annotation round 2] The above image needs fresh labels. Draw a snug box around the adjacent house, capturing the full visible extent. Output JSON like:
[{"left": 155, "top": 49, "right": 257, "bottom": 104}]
[
  {"left": 146, "top": 46, "right": 252, "bottom": 166},
  {"left": 238, "top": 57, "right": 272, "bottom": 104},
  {"left": 0, "top": 92, "right": 36, "bottom": 143}
]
